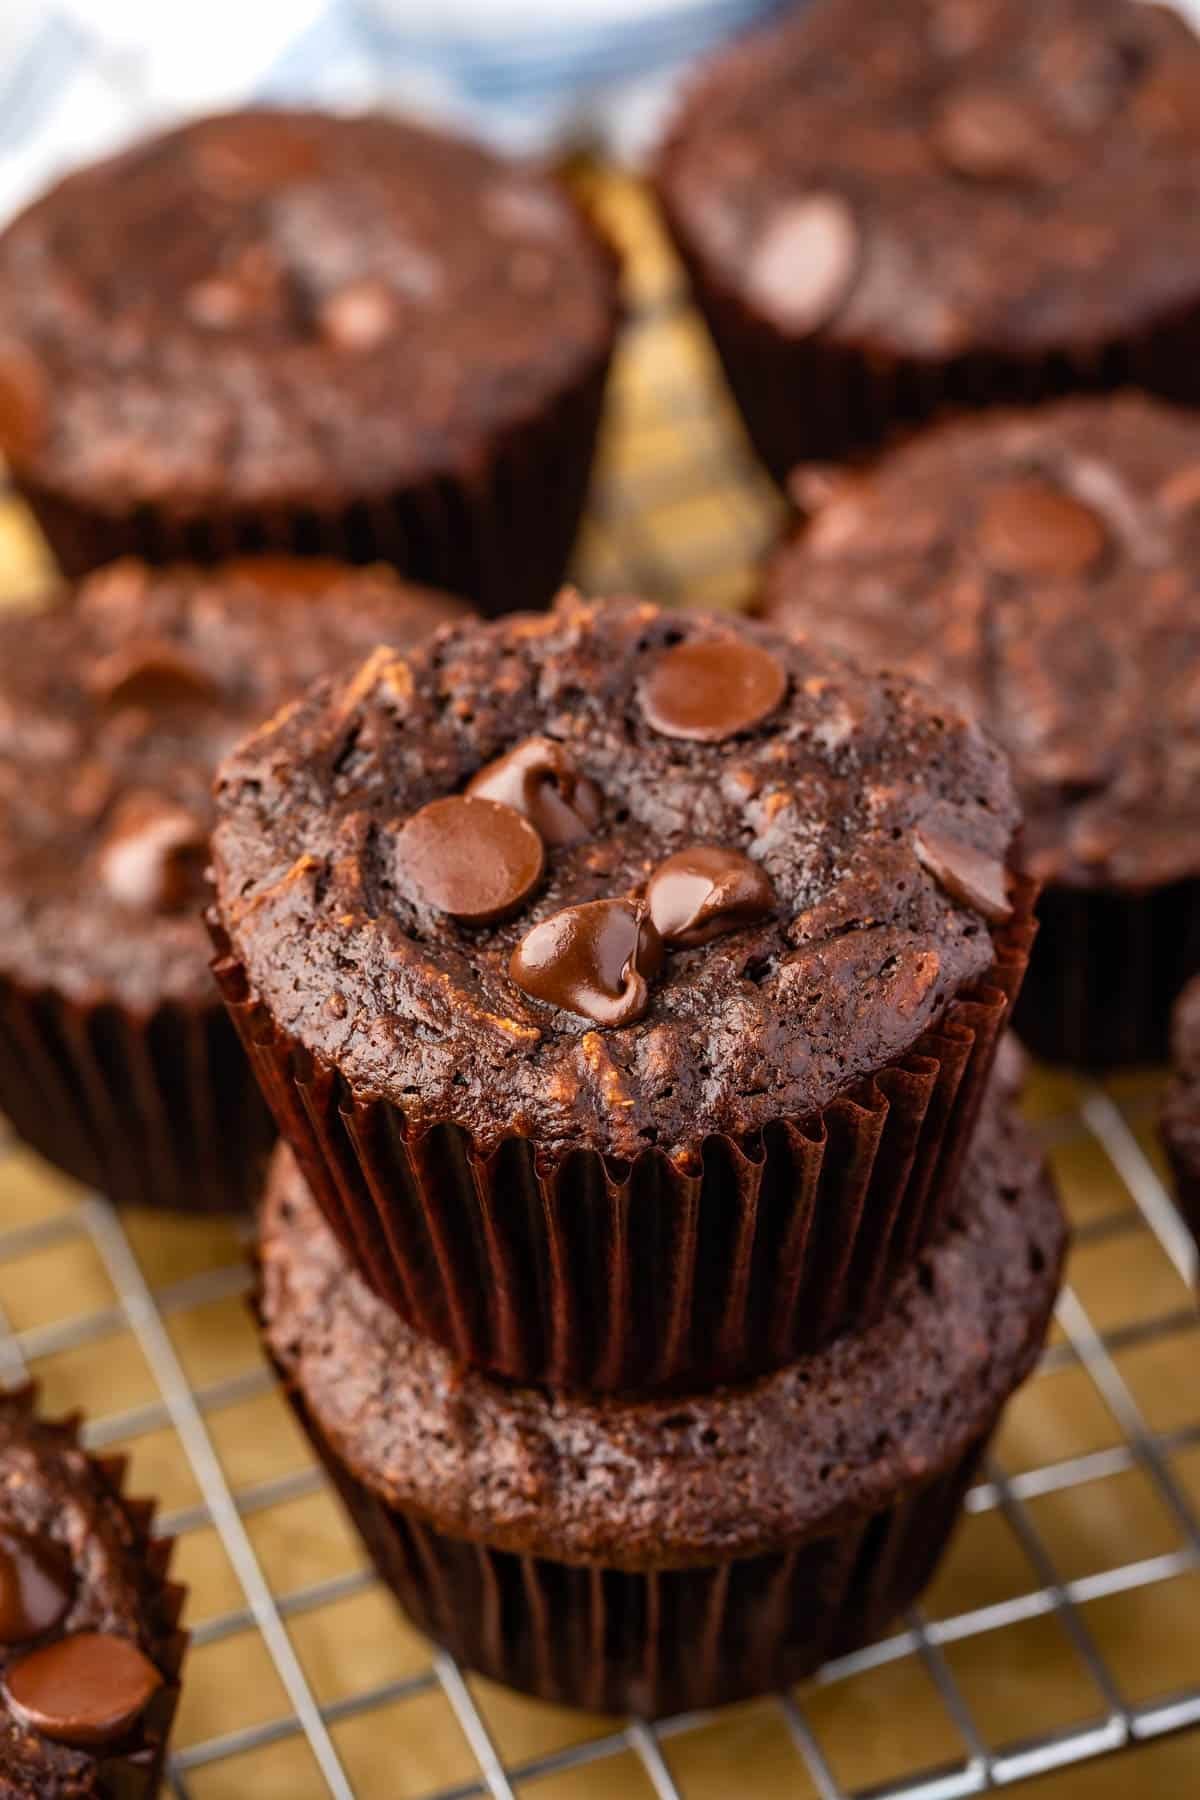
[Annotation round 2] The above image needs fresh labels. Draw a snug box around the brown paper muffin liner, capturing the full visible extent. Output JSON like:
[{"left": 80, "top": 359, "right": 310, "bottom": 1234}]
[
  {"left": 214, "top": 880, "right": 1036, "bottom": 1392},
  {"left": 0, "top": 973, "right": 275, "bottom": 1213},
  {"left": 11, "top": 337, "right": 614, "bottom": 618},
  {"left": 1015, "top": 877, "right": 1200, "bottom": 1068},
  {"left": 280, "top": 1363, "right": 984, "bottom": 1718},
  {"left": 655, "top": 196, "right": 1200, "bottom": 483},
  {"left": 1, "top": 1383, "right": 188, "bottom": 1797}
]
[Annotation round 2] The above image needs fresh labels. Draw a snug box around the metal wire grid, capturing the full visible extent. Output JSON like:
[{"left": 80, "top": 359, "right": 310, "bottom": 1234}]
[
  {"left": 0, "top": 1081, "right": 1196, "bottom": 1797},
  {"left": 0, "top": 199, "right": 1197, "bottom": 1797}
]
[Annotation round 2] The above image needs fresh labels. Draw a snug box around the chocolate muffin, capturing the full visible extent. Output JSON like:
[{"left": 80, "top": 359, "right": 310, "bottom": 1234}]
[
  {"left": 0, "top": 1385, "right": 186, "bottom": 1796},
  {"left": 212, "top": 593, "right": 1034, "bottom": 1391},
  {"left": 1161, "top": 976, "right": 1200, "bottom": 1252},
  {"left": 655, "top": 0, "right": 1200, "bottom": 481},
  {"left": 0, "top": 109, "right": 619, "bottom": 616},
  {"left": 761, "top": 392, "right": 1200, "bottom": 1066},
  {"left": 259, "top": 1082, "right": 1065, "bottom": 1716},
  {"left": 0, "top": 555, "right": 467, "bottom": 1212}
]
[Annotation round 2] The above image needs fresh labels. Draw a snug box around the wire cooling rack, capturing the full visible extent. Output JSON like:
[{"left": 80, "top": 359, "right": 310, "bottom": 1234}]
[{"left": 0, "top": 170, "right": 1198, "bottom": 1799}]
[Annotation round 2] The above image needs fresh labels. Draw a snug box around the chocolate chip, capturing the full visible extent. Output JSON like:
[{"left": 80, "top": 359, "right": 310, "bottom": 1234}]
[
  {"left": 394, "top": 795, "right": 544, "bottom": 924},
  {"left": 977, "top": 478, "right": 1107, "bottom": 578},
  {"left": 639, "top": 637, "right": 787, "bottom": 742},
  {"left": 510, "top": 899, "right": 663, "bottom": 1026},
  {"left": 914, "top": 827, "right": 1013, "bottom": 923},
  {"left": 0, "top": 344, "right": 46, "bottom": 463},
  {"left": 0, "top": 1532, "right": 73, "bottom": 1645},
  {"left": 5, "top": 1632, "right": 163, "bottom": 1749},
  {"left": 646, "top": 846, "right": 775, "bottom": 946},
  {"left": 86, "top": 641, "right": 219, "bottom": 711},
  {"left": 99, "top": 793, "right": 208, "bottom": 913},
  {"left": 745, "top": 194, "right": 859, "bottom": 335},
  {"left": 933, "top": 90, "right": 1057, "bottom": 182},
  {"left": 467, "top": 737, "right": 602, "bottom": 846},
  {"left": 318, "top": 279, "right": 397, "bottom": 351}
]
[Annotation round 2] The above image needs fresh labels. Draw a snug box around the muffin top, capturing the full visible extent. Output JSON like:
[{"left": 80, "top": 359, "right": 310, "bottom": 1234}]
[
  {"left": 0, "top": 557, "right": 467, "bottom": 1011},
  {"left": 762, "top": 393, "right": 1200, "bottom": 893},
  {"left": 212, "top": 594, "right": 1019, "bottom": 1157},
  {"left": 0, "top": 1388, "right": 181, "bottom": 1791},
  {"left": 657, "top": 0, "right": 1200, "bottom": 360},
  {"left": 0, "top": 109, "right": 618, "bottom": 512},
  {"left": 261, "top": 1084, "right": 1064, "bottom": 1568}
]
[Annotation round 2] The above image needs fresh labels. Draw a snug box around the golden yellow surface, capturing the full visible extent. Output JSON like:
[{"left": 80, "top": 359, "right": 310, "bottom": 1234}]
[{"left": 0, "top": 170, "right": 1196, "bottom": 1797}]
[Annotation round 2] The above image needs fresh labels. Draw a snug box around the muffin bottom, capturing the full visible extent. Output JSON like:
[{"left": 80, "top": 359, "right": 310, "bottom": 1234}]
[
  {"left": 259, "top": 1085, "right": 1064, "bottom": 1716},
  {"left": 314, "top": 1429, "right": 981, "bottom": 1716}
]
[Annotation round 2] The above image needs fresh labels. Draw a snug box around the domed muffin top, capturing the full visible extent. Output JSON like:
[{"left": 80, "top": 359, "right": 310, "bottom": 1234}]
[
  {"left": 0, "top": 556, "right": 467, "bottom": 1010},
  {"left": 658, "top": 0, "right": 1200, "bottom": 360},
  {"left": 212, "top": 593, "right": 1019, "bottom": 1157},
  {"left": 0, "top": 110, "right": 618, "bottom": 510},
  {"left": 763, "top": 393, "right": 1200, "bottom": 892}
]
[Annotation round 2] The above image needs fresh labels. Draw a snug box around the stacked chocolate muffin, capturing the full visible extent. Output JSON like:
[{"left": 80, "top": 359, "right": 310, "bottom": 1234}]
[{"left": 212, "top": 595, "right": 1065, "bottom": 1713}]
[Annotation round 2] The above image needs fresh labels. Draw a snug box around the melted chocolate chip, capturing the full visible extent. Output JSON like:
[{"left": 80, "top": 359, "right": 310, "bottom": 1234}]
[
  {"left": 5, "top": 1632, "right": 162, "bottom": 1749},
  {"left": 639, "top": 637, "right": 787, "bottom": 742},
  {"left": 467, "top": 737, "right": 603, "bottom": 846},
  {"left": 646, "top": 846, "right": 775, "bottom": 946},
  {"left": 977, "top": 478, "right": 1108, "bottom": 578},
  {"left": 86, "top": 640, "right": 219, "bottom": 712},
  {"left": 0, "top": 1532, "right": 73, "bottom": 1645},
  {"left": 746, "top": 194, "right": 860, "bottom": 334},
  {"left": 394, "top": 795, "right": 544, "bottom": 924},
  {"left": 510, "top": 899, "right": 663, "bottom": 1026},
  {"left": 915, "top": 827, "right": 1013, "bottom": 924},
  {"left": 98, "top": 793, "right": 208, "bottom": 913}
]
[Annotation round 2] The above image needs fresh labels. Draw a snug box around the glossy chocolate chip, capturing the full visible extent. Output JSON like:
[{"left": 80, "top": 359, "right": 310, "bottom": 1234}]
[
  {"left": 394, "top": 795, "right": 544, "bottom": 924},
  {"left": 639, "top": 637, "right": 787, "bottom": 743},
  {"left": 0, "top": 1532, "right": 73, "bottom": 1645},
  {"left": 646, "top": 846, "right": 775, "bottom": 946},
  {"left": 86, "top": 640, "right": 219, "bottom": 711},
  {"left": 510, "top": 899, "right": 663, "bottom": 1026},
  {"left": 977, "top": 478, "right": 1108, "bottom": 578},
  {"left": 932, "top": 90, "right": 1056, "bottom": 182},
  {"left": 745, "top": 194, "right": 859, "bottom": 335},
  {"left": 6, "top": 1632, "right": 163, "bottom": 1749},
  {"left": 467, "top": 737, "right": 602, "bottom": 846},
  {"left": 99, "top": 793, "right": 208, "bottom": 913},
  {"left": 915, "top": 827, "right": 1013, "bottom": 924}
]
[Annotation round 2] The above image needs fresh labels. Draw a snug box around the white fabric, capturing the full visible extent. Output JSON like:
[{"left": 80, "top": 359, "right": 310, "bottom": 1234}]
[{"left": 0, "top": 0, "right": 788, "bottom": 221}]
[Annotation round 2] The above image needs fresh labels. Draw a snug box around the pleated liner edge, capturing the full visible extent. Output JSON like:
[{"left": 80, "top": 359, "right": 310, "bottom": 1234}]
[
  {"left": 272, "top": 1349, "right": 989, "bottom": 1719},
  {"left": 214, "top": 876, "right": 1037, "bottom": 1392},
  {"left": 0, "top": 973, "right": 275, "bottom": 1213}
]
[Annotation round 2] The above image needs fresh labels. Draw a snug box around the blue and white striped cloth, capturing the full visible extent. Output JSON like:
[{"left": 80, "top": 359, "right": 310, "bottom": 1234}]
[{"left": 0, "top": 0, "right": 790, "bottom": 221}]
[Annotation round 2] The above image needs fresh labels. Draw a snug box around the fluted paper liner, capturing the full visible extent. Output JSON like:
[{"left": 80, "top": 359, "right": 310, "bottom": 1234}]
[
  {"left": 0, "top": 973, "right": 274, "bottom": 1213},
  {"left": 13, "top": 330, "right": 613, "bottom": 620},
  {"left": 1015, "top": 877, "right": 1200, "bottom": 1068},
  {"left": 276, "top": 1359, "right": 984, "bottom": 1718},
  {"left": 0, "top": 1383, "right": 188, "bottom": 1797},
  {"left": 216, "top": 880, "right": 1036, "bottom": 1392},
  {"left": 657, "top": 166, "right": 1200, "bottom": 484}
]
